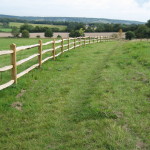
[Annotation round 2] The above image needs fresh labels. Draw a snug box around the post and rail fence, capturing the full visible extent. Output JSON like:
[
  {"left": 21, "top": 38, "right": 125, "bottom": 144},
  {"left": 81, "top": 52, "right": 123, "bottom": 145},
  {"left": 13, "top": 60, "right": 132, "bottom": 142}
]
[{"left": 0, "top": 36, "right": 114, "bottom": 91}]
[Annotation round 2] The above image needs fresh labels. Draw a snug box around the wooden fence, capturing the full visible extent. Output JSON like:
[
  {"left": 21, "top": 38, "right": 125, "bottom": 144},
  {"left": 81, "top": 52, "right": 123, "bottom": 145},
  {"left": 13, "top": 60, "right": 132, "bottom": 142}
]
[{"left": 0, "top": 36, "right": 113, "bottom": 91}]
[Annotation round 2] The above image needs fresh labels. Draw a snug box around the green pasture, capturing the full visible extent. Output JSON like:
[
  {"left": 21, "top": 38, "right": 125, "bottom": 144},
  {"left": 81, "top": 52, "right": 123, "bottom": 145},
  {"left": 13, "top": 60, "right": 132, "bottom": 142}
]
[
  {"left": 0, "top": 39, "right": 150, "bottom": 149},
  {"left": 9, "top": 22, "right": 67, "bottom": 31}
]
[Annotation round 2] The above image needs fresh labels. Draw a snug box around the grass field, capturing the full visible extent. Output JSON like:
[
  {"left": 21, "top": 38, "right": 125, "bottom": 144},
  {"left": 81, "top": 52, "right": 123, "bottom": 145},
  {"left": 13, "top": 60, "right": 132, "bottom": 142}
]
[
  {"left": 0, "top": 37, "right": 68, "bottom": 85},
  {"left": 0, "top": 24, "right": 12, "bottom": 32},
  {"left": 0, "top": 22, "right": 67, "bottom": 33},
  {"left": 9, "top": 22, "right": 67, "bottom": 31},
  {"left": 0, "top": 40, "right": 150, "bottom": 149},
  {"left": 0, "top": 28, "right": 12, "bottom": 32}
]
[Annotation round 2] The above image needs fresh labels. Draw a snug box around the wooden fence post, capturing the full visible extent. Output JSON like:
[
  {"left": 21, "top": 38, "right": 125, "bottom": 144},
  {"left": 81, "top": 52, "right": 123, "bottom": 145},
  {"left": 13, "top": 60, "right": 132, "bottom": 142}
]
[
  {"left": 84, "top": 37, "right": 86, "bottom": 46},
  {"left": 89, "top": 36, "right": 90, "bottom": 44},
  {"left": 52, "top": 39, "right": 56, "bottom": 60},
  {"left": 68, "top": 38, "right": 70, "bottom": 50},
  {"left": 97, "top": 36, "right": 99, "bottom": 43},
  {"left": 10, "top": 44, "right": 17, "bottom": 84},
  {"left": 79, "top": 37, "right": 81, "bottom": 47},
  {"left": 38, "top": 40, "right": 42, "bottom": 68},
  {"left": 74, "top": 38, "right": 76, "bottom": 49},
  {"left": 61, "top": 38, "right": 64, "bottom": 53}
]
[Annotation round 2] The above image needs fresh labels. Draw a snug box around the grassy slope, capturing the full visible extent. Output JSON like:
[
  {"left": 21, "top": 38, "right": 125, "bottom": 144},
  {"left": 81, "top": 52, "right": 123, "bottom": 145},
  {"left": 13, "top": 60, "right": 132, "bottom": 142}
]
[{"left": 0, "top": 41, "right": 150, "bottom": 150}]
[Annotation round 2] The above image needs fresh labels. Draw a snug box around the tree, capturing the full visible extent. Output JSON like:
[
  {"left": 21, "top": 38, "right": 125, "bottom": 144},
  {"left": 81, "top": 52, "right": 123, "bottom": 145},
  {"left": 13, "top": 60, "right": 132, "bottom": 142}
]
[
  {"left": 22, "top": 30, "right": 30, "bottom": 38},
  {"left": 125, "top": 31, "right": 135, "bottom": 40},
  {"left": 78, "top": 28, "right": 85, "bottom": 36},
  {"left": 44, "top": 28, "right": 53, "bottom": 37},
  {"left": 69, "top": 28, "right": 85, "bottom": 37},
  {"left": 11, "top": 26, "right": 20, "bottom": 37},
  {"left": 118, "top": 29, "right": 123, "bottom": 39},
  {"left": 85, "top": 26, "right": 94, "bottom": 32},
  {"left": 135, "top": 25, "right": 149, "bottom": 38},
  {"left": 20, "top": 23, "right": 34, "bottom": 32},
  {"left": 146, "top": 20, "right": 150, "bottom": 28}
]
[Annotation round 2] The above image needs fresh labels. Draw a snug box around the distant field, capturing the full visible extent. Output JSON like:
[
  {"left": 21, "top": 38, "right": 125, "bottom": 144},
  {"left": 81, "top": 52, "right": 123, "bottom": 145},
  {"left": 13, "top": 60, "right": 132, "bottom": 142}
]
[
  {"left": 0, "top": 28, "right": 12, "bottom": 32},
  {"left": 0, "top": 23, "right": 12, "bottom": 32},
  {"left": 0, "top": 40, "right": 150, "bottom": 149},
  {"left": 9, "top": 22, "right": 67, "bottom": 31},
  {"left": 0, "top": 32, "right": 123, "bottom": 38},
  {"left": 0, "top": 22, "right": 67, "bottom": 33}
]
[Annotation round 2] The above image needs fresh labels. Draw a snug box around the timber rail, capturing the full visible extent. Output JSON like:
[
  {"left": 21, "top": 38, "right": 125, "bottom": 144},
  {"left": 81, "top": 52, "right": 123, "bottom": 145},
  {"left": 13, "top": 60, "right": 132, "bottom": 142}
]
[{"left": 0, "top": 36, "right": 114, "bottom": 91}]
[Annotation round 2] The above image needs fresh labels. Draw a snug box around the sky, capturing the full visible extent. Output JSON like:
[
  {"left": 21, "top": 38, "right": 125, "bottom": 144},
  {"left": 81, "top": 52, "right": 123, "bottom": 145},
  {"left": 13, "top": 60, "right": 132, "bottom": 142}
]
[{"left": 0, "top": 0, "right": 149, "bottom": 22}]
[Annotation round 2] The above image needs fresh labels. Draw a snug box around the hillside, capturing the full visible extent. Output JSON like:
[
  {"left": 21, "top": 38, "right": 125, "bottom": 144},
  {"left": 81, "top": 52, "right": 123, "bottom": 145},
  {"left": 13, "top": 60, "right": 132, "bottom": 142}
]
[{"left": 0, "top": 14, "right": 145, "bottom": 24}]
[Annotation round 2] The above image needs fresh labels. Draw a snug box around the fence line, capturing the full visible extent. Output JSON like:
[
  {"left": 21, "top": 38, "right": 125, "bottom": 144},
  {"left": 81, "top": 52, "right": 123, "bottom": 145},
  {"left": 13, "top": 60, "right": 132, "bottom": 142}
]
[{"left": 0, "top": 36, "right": 114, "bottom": 91}]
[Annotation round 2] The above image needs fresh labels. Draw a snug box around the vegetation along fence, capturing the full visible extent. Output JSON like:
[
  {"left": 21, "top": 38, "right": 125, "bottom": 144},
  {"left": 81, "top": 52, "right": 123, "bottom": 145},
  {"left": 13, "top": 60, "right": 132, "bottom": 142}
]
[{"left": 0, "top": 36, "right": 114, "bottom": 91}]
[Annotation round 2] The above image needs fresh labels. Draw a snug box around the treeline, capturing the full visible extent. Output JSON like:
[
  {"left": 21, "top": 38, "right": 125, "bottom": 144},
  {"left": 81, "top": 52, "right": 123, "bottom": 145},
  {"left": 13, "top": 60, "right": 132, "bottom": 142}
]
[
  {"left": 11, "top": 24, "right": 54, "bottom": 38},
  {"left": 126, "top": 20, "right": 150, "bottom": 40},
  {"left": 0, "top": 17, "right": 143, "bottom": 33},
  {"left": 1, "top": 17, "right": 150, "bottom": 39},
  {"left": 20, "top": 23, "right": 60, "bottom": 32}
]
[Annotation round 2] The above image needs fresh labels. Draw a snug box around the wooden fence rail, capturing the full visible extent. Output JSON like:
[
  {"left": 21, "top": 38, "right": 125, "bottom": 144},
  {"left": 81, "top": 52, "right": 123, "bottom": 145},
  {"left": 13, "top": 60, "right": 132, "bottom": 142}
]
[{"left": 0, "top": 36, "right": 114, "bottom": 91}]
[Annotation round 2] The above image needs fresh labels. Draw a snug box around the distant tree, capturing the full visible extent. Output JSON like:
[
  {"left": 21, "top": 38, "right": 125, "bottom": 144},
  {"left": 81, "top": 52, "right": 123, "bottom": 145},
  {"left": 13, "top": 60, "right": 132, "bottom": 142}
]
[
  {"left": 51, "top": 27, "right": 59, "bottom": 32},
  {"left": 135, "top": 25, "right": 149, "bottom": 38},
  {"left": 20, "top": 23, "right": 34, "bottom": 32},
  {"left": 95, "top": 24, "right": 105, "bottom": 32},
  {"left": 69, "top": 28, "right": 85, "bottom": 37},
  {"left": 34, "top": 26, "right": 42, "bottom": 32},
  {"left": 36, "top": 35, "right": 41, "bottom": 38},
  {"left": 125, "top": 31, "right": 135, "bottom": 40},
  {"left": 104, "top": 24, "right": 113, "bottom": 32},
  {"left": 118, "top": 29, "right": 123, "bottom": 39},
  {"left": 85, "top": 26, "right": 95, "bottom": 32},
  {"left": 78, "top": 28, "right": 85, "bottom": 36},
  {"left": 11, "top": 26, "right": 20, "bottom": 37},
  {"left": 22, "top": 30, "right": 30, "bottom": 38},
  {"left": 57, "top": 35, "right": 62, "bottom": 38},
  {"left": 113, "top": 24, "right": 122, "bottom": 32},
  {"left": 67, "top": 22, "right": 85, "bottom": 32},
  {"left": 146, "top": 19, "right": 150, "bottom": 28},
  {"left": 44, "top": 28, "right": 53, "bottom": 37}
]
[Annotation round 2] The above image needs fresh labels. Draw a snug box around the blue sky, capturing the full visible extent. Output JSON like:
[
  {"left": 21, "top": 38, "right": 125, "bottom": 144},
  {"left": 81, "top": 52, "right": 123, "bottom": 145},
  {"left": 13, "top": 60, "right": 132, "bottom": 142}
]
[{"left": 0, "top": 0, "right": 149, "bottom": 22}]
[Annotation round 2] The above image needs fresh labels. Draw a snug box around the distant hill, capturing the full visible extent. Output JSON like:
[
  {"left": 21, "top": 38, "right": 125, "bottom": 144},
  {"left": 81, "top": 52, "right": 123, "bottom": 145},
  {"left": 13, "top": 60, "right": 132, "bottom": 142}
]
[{"left": 0, "top": 14, "right": 145, "bottom": 24}]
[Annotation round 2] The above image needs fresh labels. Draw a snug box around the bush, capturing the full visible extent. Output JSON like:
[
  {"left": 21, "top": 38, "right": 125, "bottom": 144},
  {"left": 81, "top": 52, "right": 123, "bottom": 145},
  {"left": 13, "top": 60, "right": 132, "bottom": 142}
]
[
  {"left": 125, "top": 31, "right": 135, "bottom": 40},
  {"left": 57, "top": 35, "right": 62, "bottom": 38},
  {"left": 22, "top": 30, "right": 30, "bottom": 38},
  {"left": 36, "top": 35, "right": 41, "bottom": 38},
  {"left": 11, "top": 26, "right": 20, "bottom": 37},
  {"left": 111, "top": 33, "right": 118, "bottom": 39},
  {"left": 44, "top": 28, "right": 53, "bottom": 37}
]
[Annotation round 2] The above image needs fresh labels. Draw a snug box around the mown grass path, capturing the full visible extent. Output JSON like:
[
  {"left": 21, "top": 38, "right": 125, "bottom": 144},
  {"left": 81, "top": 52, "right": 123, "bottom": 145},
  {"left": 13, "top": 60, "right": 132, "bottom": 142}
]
[{"left": 0, "top": 41, "right": 149, "bottom": 150}]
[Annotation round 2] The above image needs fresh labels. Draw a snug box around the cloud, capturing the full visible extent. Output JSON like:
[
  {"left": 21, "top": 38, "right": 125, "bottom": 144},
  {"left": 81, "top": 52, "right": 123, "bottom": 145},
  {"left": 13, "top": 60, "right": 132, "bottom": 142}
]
[{"left": 0, "top": 0, "right": 149, "bottom": 21}]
